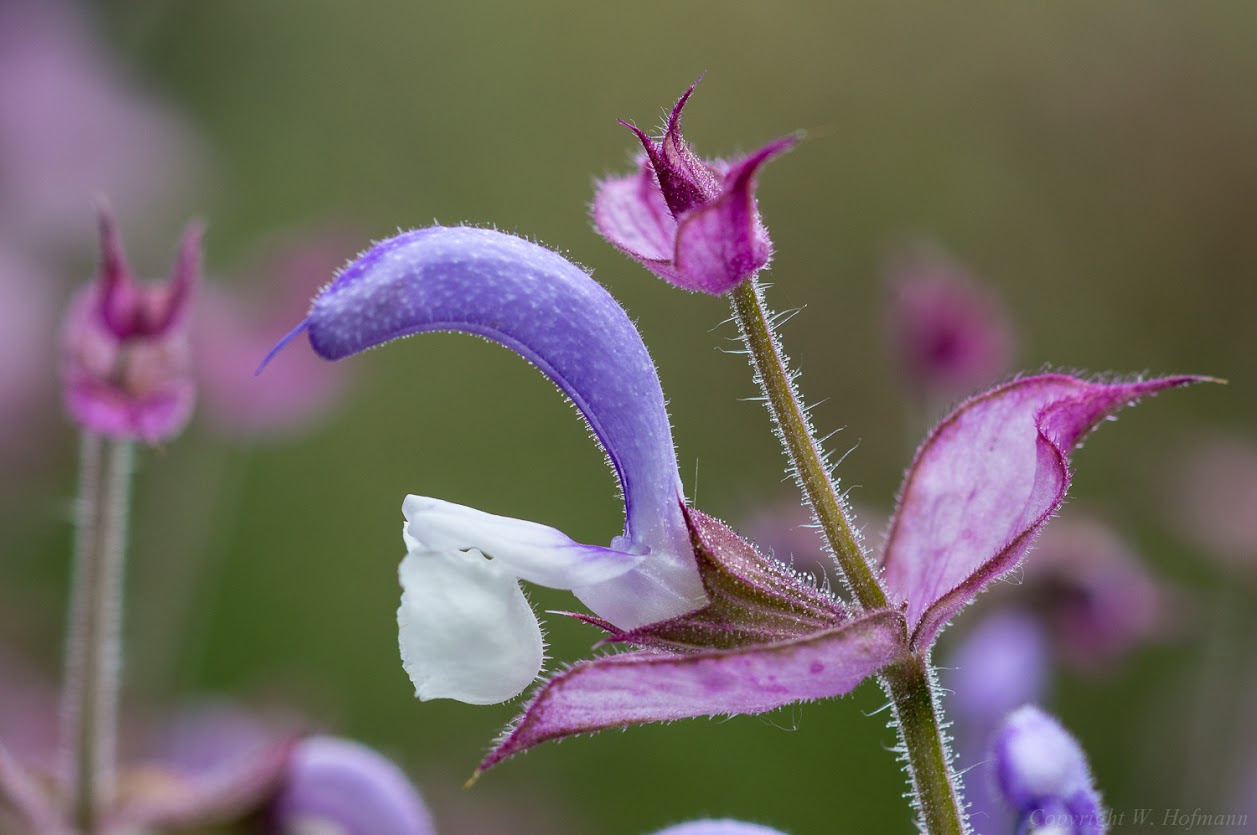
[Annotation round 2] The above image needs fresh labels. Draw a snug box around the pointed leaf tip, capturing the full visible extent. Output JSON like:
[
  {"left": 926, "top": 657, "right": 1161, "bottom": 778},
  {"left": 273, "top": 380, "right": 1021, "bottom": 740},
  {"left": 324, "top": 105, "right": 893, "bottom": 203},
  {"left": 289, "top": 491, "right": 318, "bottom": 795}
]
[{"left": 881, "top": 373, "right": 1205, "bottom": 650}]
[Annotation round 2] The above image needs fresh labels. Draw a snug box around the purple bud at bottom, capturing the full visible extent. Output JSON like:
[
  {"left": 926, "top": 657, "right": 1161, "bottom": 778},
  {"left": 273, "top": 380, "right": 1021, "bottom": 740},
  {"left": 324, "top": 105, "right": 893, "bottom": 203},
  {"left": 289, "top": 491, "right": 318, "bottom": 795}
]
[
  {"left": 992, "top": 706, "right": 1104, "bottom": 835},
  {"left": 270, "top": 737, "right": 435, "bottom": 835},
  {"left": 651, "top": 820, "right": 790, "bottom": 835}
]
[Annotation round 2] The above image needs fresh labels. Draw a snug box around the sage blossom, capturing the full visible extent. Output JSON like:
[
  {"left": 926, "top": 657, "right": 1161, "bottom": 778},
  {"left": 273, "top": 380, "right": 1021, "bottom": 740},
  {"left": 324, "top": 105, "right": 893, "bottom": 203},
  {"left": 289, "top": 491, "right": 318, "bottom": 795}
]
[{"left": 271, "top": 223, "right": 1197, "bottom": 776}]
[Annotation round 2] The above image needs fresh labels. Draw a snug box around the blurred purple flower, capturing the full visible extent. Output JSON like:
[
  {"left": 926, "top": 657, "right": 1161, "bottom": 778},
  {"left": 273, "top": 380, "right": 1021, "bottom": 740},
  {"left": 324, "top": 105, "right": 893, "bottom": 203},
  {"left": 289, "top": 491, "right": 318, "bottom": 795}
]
[
  {"left": 947, "top": 611, "right": 1051, "bottom": 729},
  {"left": 0, "top": 675, "right": 296, "bottom": 832},
  {"left": 0, "top": 0, "right": 200, "bottom": 248},
  {"left": 60, "top": 205, "right": 201, "bottom": 443},
  {"left": 992, "top": 705, "right": 1105, "bottom": 835},
  {"left": 944, "top": 611, "right": 1051, "bottom": 834},
  {"left": 275, "top": 223, "right": 1197, "bottom": 775},
  {"left": 883, "top": 248, "right": 1015, "bottom": 403},
  {"left": 194, "top": 234, "right": 356, "bottom": 438},
  {"left": 270, "top": 736, "right": 435, "bottom": 835},
  {"left": 1021, "top": 514, "right": 1179, "bottom": 672},
  {"left": 1169, "top": 433, "right": 1257, "bottom": 574},
  {"left": 593, "top": 81, "right": 794, "bottom": 295}
]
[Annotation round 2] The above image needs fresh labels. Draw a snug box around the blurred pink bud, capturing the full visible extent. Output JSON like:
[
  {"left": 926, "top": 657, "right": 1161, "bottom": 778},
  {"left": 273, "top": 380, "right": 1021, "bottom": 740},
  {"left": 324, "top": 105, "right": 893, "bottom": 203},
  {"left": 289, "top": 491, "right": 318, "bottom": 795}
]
[
  {"left": 884, "top": 248, "right": 1014, "bottom": 403},
  {"left": 1023, "top": 514, "right": 1177, "bottom": 671},
  {"left": 1169, "top": 434, "right": 1257, "bottom": 574},
  {"left": 194, "top": 235, "right": 356, "bottom": 437},
  {"left": 0, "top": 0, "right": 200, "bottom": 247},
  {"left": 60, "top": 205, "right": 201, "bottom": 443}
]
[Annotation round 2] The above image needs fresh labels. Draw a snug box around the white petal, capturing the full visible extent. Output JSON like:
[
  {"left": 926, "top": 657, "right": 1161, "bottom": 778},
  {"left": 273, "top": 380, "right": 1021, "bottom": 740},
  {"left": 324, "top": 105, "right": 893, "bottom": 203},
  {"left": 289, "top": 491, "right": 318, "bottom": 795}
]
[
  {"left": 398, "top": 548, "right": 543, "bottom": 705},
  {"left": 402, "top": 495, "right": 641, "bottom": 589}
]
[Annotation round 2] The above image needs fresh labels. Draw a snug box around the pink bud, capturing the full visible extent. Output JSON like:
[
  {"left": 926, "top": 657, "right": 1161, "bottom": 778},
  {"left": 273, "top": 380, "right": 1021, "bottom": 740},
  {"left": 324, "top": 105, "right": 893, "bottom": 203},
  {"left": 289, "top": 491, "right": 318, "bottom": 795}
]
[{"left": 60, "top": 205, "right": 201, "bottom": 443}]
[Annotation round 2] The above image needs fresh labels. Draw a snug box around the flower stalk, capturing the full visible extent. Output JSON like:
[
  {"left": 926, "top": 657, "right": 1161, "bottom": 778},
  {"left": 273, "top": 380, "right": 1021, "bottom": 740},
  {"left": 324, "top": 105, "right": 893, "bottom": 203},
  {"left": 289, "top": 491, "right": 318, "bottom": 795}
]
[
  {"left": 729, "top": 276, "right": 966, "bottom": 835},
  {"left": 727, "top": 278, "right": 884, "bottom": 611},
  {"left": 61, "top": 433, "right": 135, "bottom": 833},
  {"left": 882, "top": 657, "right": 966, "bottom": 835}
]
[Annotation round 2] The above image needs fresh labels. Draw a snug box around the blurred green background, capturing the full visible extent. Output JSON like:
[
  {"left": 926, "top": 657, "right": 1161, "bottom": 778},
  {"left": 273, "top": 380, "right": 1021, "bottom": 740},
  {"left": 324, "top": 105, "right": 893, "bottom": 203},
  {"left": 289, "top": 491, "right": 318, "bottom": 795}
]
[{"left": 4, "top": 1, "right": 1256, "bottom": 832}]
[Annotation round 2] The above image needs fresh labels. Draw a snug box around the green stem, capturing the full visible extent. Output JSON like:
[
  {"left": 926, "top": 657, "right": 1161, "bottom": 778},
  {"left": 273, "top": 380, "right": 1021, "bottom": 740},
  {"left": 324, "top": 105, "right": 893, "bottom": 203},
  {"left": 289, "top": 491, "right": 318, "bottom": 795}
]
[
  {"left": 61, "top": 435, "right": 134, "bottom": 833},
  {"left": 728, "top": 278, "right": 885, "bottom": 610},
  {"left": 883, "top": 657, "right": 967, "bottom": 835},
  {"left": 729, "top": 277, "right": 966, "bottom": 834}
]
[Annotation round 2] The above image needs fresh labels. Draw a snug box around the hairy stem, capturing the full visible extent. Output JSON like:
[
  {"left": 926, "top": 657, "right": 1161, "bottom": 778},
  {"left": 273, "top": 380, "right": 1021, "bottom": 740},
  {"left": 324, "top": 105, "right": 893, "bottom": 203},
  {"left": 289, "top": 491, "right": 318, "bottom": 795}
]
[
  {"left": 729, "top": 277, "right": 966, "bottom": 834},
  {"left": 61, "top": 434, "right": 135, "bottom": 833},
  {"left": 728, "top": 277, "right": 885, "bottom": 610},
  {"left": 883, "top": 657, "right": 967, "bottom": 835}
]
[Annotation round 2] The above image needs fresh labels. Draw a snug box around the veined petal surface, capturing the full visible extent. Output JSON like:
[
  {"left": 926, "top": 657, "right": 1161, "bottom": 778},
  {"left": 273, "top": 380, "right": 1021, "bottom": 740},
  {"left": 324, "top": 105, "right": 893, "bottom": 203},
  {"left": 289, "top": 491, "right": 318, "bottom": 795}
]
[
  {"left": 880, "top": 374, "right": 1202, "bottom": 649},
  {"left": 481, "top": 609, "right": 905, "bottom": 770}
]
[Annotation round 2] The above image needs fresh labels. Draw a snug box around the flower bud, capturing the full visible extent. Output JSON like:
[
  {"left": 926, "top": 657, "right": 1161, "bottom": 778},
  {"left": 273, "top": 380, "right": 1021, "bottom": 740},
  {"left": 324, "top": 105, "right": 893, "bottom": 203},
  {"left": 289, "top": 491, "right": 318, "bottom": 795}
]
[{"left": 60, "top": 204, "right": 200, "bottom": 442}]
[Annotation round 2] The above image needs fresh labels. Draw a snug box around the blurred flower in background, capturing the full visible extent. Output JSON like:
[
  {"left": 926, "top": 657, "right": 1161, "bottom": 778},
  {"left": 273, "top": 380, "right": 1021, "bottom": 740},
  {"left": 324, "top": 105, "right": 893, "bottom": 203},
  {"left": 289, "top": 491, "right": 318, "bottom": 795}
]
[
  {"left": 1017, "top": 513, "right": 1182, "bottom": 673},
  {"left": 60, "top": 206, "right": 201, "bottom": 443},
  {"left": 0, "top": 0, "right": 200, "bottom": 251},
  {"left": 883, "top": 246, "right": 1015, "bottom": 406},
  {"left": 1169, "top": 433, "right": 1257, "bottom": 577},
  {"left": 194, "top": 232, "right": 357, "bottom": 439}
]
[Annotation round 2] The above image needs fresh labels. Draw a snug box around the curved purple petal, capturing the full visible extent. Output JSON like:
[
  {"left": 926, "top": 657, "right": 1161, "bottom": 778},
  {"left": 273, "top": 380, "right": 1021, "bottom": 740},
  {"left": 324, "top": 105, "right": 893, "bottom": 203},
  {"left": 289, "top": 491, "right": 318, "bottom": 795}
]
[
  {"left": 880, "top": 374, "right": 1203, "bottom": 650},
  {"left": 287, "top": 226, "right": 700, "bottom": 618},
  {"left": 479, "top": 608, "right": 905, "bottom": 772}
]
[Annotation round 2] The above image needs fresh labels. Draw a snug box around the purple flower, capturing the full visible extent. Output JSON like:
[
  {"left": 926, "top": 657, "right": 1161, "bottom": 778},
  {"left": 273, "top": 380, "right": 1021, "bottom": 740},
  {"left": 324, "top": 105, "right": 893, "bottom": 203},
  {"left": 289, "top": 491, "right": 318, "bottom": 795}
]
[
  {"left": 0, "top": 684, "right": 296, "bottom": 833},
  {"left": 944, "top": 612, "right": 1051, "bottom": 834},
  {"left": 194, "top": 233, "right": 356, "bottom": 438},
  {"left": 272, "top": 224, "right": 1198, "bottom": 775},
  {"left": 992, "top": 705, "right": 1105, "bottom": 835},
  {"left": 60, "top": 204, "right": 201, "bottom": 443},
  {"left": 883, "top": 247, "right": 1015, "bottom": 403},
  {"left": 269, "top": 225, "right": 902, "bottom": 727},
  {"left": 270, "top": 736, "right": 435, "bottom": 835},
  {"left": 947, "top": 611, "right": 1051, "bottom": 730},
  {"left": 593, "top": 81, "right": 794, "bottom": 295}
]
